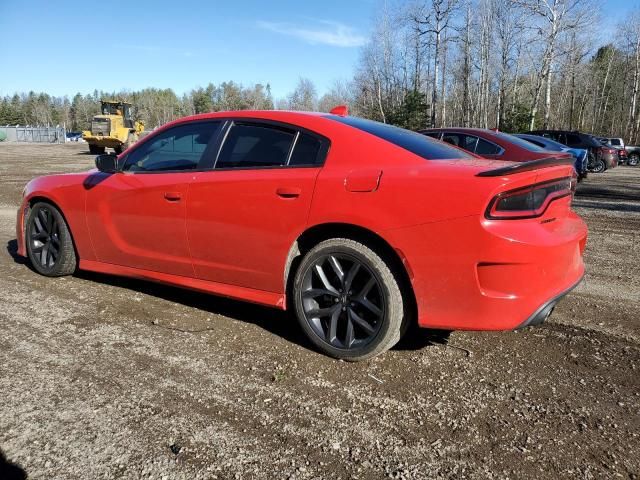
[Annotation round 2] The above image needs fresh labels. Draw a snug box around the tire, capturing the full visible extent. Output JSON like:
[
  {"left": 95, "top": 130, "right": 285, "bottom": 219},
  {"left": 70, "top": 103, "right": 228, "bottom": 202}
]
[
  {"left": 292, "top": 238, "right": 406, "bottom": 361},
  {"left": 89, "top": 144, "right": 105, "bottom": 155},
  {"left": 629, "top": 153, "right": 640, "bottom": 167},
  {"left": 589, "top": 158, "right": 606, "bottom": 173},
  {"left": 25, "top": 202, "right": 77, "bottom": 277}
]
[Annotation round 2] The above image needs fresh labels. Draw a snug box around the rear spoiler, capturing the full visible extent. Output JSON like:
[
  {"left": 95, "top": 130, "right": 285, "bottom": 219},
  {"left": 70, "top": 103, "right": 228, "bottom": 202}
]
[{"left": 476, "top": 156, "right": 574, "bottom": 177}]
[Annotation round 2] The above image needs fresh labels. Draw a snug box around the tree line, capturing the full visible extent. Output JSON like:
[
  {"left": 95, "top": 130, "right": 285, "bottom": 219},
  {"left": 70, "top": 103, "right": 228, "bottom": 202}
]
[{"left": 2, "top": 0, "right": 639, "bottom": 143}]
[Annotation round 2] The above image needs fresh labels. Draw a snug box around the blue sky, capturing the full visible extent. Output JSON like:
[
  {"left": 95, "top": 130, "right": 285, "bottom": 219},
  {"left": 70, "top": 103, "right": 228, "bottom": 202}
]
[{"left": 0, "top": 0, "right": 635, "bottom": 101}]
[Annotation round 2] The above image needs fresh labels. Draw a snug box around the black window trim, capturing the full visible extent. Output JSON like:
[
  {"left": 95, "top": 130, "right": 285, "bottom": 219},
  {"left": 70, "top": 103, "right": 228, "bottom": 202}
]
[{"left": 118, "top": 117, "right": 331, "bottom": 174}]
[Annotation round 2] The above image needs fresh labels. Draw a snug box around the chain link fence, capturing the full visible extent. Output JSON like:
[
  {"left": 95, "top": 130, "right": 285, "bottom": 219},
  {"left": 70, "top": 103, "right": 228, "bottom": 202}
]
[{"left": 0, "top": 126, "right": 66, "bottom": 143}]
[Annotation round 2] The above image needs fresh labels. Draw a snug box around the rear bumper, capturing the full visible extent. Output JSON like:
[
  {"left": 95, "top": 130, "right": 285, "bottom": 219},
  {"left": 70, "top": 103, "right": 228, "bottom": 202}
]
[
  {"left": 517, "top": 273, "right": 583, "bottom": 328},
  {"left": 385, "top": 205, "right": 587, "bottom": 331}
]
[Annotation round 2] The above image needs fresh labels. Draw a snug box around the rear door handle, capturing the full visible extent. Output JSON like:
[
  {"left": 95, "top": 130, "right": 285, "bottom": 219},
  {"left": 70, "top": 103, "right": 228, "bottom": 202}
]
[
  {"left": 276, "top": 187, "right": 301, "bottom": 199},
  {"left": 164, "top": 192, "right": 182, "bottom": 202}
]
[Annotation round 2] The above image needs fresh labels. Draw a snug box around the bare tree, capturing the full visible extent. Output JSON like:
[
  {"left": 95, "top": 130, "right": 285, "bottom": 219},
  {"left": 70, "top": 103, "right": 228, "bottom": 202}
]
[{"left": 414, "top": 0, "right": 460, "bottom": 127}]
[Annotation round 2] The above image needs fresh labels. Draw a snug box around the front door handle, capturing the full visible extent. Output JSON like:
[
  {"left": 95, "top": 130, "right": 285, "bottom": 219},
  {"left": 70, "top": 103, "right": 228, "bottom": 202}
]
[
  {"left": 164, "top": 192, "right": 182, "bottom": 202},
  {"left": 276, "top": 187, "right": 301, "bottom": 199}
]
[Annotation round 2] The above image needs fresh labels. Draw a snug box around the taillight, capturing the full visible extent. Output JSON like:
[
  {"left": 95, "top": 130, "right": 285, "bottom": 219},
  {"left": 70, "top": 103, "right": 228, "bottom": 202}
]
[{"left": 486, "top": 177, "right": 574, "bottom": 220}]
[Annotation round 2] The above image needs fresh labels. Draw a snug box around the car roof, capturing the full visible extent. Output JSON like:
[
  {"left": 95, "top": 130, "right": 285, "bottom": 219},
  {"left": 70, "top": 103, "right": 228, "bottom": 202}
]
[{"left": 420, "top": 127, "right": 499, "bottom": 135}]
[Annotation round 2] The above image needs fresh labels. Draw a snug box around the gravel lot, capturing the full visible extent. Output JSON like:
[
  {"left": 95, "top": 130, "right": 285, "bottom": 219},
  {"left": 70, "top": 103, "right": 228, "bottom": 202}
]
[{"left": 0, "top": 143, "right": 639, "bottom": 479}]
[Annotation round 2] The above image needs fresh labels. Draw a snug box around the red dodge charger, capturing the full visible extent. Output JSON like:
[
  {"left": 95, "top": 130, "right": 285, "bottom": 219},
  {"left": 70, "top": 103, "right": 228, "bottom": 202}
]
[{"left": 16, "top": 110, "right": 587, "bottom": 360}]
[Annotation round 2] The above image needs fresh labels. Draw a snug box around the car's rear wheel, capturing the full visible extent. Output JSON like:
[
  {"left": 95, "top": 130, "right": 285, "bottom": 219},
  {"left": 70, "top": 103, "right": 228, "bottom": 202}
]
[
  {"left": 293, "top": 238, "right": 405, "bottom": 361},
  {"left": 629, "top": 153, "right": 640, "bottom": 166},
  {"left": 26, "top": 202, "right": 77, "bottom": 277},
  {"left": 589, "top": 157, "right": 606, "bottom": 173}
]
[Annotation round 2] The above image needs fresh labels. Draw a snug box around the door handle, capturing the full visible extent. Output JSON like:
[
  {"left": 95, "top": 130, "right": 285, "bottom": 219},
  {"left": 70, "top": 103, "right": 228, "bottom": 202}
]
[
  {"left": 276, "top": 187, "right": 301, "bottom": 199},
  {"left": 164, "top": 192, "right": 182, "bottom": 202}
]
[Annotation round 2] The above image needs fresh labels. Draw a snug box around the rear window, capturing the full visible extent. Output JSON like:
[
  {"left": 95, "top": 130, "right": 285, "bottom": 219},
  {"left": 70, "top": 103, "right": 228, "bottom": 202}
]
[
  {"left": 517, "top": 134, "right": 567, "bottom": 151},
  {"left": 325, "top": 115, "right": 473, "bottom": 160},
  {"left": 495, "top": 132, "right": 547, "bottom": 152}
]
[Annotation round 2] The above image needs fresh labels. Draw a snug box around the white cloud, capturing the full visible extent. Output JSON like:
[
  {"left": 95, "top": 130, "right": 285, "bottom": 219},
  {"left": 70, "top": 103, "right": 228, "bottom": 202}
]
[{"left": 257, "top": 20, "right": 366, "bottom": 48}]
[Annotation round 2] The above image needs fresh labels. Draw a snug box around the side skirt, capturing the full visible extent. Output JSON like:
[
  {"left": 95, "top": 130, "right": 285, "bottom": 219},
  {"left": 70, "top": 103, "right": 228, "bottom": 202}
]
[{"left": 79, "top": 259, "right": 286, "bottom": 310}]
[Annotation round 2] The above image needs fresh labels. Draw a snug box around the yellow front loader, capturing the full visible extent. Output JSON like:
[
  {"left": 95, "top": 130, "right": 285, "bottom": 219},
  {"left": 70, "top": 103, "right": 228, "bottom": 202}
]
[{"left": 82, "top": 100, "right": 144, "bottom": 154}]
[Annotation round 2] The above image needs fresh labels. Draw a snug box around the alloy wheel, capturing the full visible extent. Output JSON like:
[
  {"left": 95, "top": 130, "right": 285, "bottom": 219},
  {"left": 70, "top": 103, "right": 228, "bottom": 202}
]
[
  {"left": 300, "top": 254, "right": 385, "bottom": 350},
  {"left": 29, "top": 206, "right": 61, "bottom": 269}
]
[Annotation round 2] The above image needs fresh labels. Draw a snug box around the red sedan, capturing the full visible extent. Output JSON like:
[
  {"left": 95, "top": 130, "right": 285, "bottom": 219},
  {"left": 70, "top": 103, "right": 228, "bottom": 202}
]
[
  {"left": 419, "top": 127, "right": 575, "bottom": 163},
  {"left": 16, "top": 111, "right": 587, "bottom": 360}
]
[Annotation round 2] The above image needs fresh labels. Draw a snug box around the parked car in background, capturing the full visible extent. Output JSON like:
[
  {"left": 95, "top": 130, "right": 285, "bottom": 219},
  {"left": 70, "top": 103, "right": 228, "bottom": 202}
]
[
  {"left": 419, "top": 127, "right": 575, "bottom": 165},
  {"left": 15, "top": 110, "right": 587, "bottom": 360},
  {"left": 526, "top": 130, "right": 617, "bottom": 173},
  {"left": 598, "top": 137, "right": 628, "bottom": 165},
  {"left": 625, "top": 144, "right": 640, "bottom": 166},
  {"left": 65, "top": 132, "right": 83, "bottom": 142},
  {"left": 514, "top": 133, "right": 588, "bottom": 180}
]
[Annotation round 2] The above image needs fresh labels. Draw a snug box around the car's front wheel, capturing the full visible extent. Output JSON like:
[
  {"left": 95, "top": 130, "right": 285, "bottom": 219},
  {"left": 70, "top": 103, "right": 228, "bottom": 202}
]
[
  {"left": 26, "top": 202, "right": 77, "bottom": 277},
  {"left": 629, "top": 153, "right": 640, "bottom": 167},
  {"left": 293, "top": 238, "right": 405, "bottom": 361}
]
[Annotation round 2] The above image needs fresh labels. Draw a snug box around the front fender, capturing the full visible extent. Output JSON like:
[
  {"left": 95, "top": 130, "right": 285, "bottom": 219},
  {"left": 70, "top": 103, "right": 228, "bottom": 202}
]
[{"left": 18, "top": 174, "right": 96, "bottom": 261}]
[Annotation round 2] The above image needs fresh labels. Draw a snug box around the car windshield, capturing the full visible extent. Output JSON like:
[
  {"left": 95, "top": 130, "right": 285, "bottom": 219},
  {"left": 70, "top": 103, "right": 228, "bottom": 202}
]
[
  {"left": 324, "top": 115, "right": 474, "bottom": 160},
  {"left": 494, "top": 132, "right": 548, "bottom": 152},
  {"left": 517, "top": 134, "right": 568, "bottom": 151}
]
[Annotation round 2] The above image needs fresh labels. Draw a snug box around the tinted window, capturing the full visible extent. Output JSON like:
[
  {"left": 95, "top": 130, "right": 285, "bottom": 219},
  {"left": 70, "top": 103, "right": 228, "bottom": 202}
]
[
  {"left": 123, "top": 122, "right": 219, "bottom": 172},
  {"left": 565, "top": 134, "right": 581, "bottom": 146},
  {"left": 520, "top": 137, "right": 545, "bottom": 148},
  {"left": 289, "top": 133, "right": 326, "bottom": 166},
  {"left": 475, "top": 138, "right": 502, "bottom": 155},
  {"left": 610, "top": 138, "right": 621, "bottom": 146},
  {"left": 442, "top": 133, "right": 478, "bottom": 153},
  {"left": 518, "top": 135, "right": 566, "bottom": 151},
  {"left": 422, "top": 131, "right": 441, "bottom": 139},
  {"left": 326, "top": 116, "right": 473, "bottom": 160},
  {"left": 495, "top": 132, "right": 546, "bottom": 152},
  {"left": 216, "top": 123, "right": 295, "bottom": 169}
]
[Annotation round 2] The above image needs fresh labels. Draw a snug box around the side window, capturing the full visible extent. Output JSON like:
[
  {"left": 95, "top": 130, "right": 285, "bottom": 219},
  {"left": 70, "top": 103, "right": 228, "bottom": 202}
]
[
  {"left": 216, "top": 123, "right": 295, "bottom": 169},
  {"left": 610, "top": 139, "right": 621, "bottom": 146},
  {"left": 461, "top": 135, "right": 479, "bottom": 152},
  {"left": 475, "top": 138, "right": 502, "bottom": 155},
  {"left": 421, "top": 132, "right": 441, "bottom": 140},
  {"left": 556, "top": 133, "right": 567, "bottom": 145},
  {"left": 442, "top": 133, "right": 462, "bottom": 147},
  {"left": 123, "top": 122, "right": 219, "bottom": 172},
  {"left": 289, "top": 133, "right": 327, "bottom": 166},
  {"left": 565, "top": 134, "right": 581, "bottom": 146}
]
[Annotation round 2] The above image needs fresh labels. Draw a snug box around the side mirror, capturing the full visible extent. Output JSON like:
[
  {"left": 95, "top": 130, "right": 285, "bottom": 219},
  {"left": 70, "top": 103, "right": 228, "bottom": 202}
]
[{"left": 95, "top": 153, "right": 119, "bottom": 173}]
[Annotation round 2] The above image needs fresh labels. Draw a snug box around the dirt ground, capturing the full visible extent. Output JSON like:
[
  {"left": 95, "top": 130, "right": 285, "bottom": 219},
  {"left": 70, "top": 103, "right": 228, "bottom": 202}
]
[{"left": 0, "top": 142, "right": 638, "bottom": 480}]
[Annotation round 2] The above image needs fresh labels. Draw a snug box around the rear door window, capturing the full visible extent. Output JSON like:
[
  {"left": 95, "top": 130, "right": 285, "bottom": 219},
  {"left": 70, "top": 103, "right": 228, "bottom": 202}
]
[
  {"left": 216, "top": 123, "right": 295, "bottom": 169},
  {"left": 289, "top": 133, "right": 327, "bottom": 166},
  {"left": 475, "top": 138, "right": 502, "bottom": 155}
]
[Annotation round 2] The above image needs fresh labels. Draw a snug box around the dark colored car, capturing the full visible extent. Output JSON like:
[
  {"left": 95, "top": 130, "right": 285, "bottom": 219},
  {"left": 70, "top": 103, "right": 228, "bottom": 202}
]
[
  {"left": 526, "top": 130, "right": 617, "bottom": 173},
  {"left": 514, "top": 134, "right": 588, "bottom": 180},
  {"left": 419, "top": 127, "right": 574, "bottom": 164}
]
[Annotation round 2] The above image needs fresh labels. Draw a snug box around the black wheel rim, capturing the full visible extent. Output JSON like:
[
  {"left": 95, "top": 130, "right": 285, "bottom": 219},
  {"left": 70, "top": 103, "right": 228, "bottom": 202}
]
[
  {"left": 300, "top": 254, "right": 385, "bottom": 350},
  {"left": 29, "top": 207, "right": 60, "bottom": 269}
]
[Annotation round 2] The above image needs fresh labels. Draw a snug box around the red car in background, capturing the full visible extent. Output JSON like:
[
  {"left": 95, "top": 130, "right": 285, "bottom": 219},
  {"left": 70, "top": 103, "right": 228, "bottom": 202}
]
[
  {"left": 419, "top": 127, "right": 575, "bottom": 164},
  {"left": 16, "top": 111, "right": 587, "bottom": 360}
]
